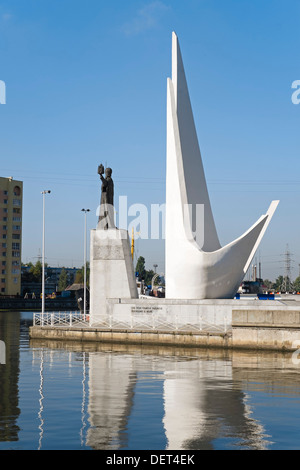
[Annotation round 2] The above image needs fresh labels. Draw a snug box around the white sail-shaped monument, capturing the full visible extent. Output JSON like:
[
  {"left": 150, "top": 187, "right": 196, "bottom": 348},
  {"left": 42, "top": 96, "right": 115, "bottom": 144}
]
[{"left": 165, "top": 32, "right": 279, "bottom": 299}]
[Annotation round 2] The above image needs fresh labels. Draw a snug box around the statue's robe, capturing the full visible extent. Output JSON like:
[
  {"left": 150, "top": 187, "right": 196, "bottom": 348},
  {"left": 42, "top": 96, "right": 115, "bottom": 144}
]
[{"left": 98, "top": 176, "right": 114, "bottom": 229}]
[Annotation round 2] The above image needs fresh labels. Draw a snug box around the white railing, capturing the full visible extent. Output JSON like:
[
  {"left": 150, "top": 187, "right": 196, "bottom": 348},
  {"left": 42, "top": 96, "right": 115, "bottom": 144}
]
[
  {"left": 93, "top": 311, "right": 231, "bottom": 334},
  {"left": 33, "top": 310, "right": 232, "bottom": 334},
  {"left": 33, "top": 311, "right": 89, "bottom": 327}
]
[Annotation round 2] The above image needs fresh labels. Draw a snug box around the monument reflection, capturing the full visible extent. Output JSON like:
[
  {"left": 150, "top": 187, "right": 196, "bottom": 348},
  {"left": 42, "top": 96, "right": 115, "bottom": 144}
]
[
  {"left": 84, "top": 345, "right": 277, "bottom": 450},
  {"left": 27, "top": 340, "right": 300, "bottom": 450}
]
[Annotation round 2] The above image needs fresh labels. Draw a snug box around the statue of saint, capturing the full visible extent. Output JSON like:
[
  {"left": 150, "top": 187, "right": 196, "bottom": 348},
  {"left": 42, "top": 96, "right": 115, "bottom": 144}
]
[{"left": 98, "top": 164, "right": 114, "bottom": 229}]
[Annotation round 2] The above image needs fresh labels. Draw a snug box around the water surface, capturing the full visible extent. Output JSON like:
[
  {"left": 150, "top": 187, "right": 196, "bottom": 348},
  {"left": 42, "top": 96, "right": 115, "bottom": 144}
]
[{"left": 0, "top": 311, "right": 300, "bottom": 450}]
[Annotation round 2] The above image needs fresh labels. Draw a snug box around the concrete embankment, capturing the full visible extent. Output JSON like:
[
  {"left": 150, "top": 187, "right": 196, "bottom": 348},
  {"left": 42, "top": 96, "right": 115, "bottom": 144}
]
[
  {"left": 29, "top": 325, "right": 232, "bottom": 349},
  {"left": 232, "top": 308, "right": 300, "bottom": 350},
  {"left": 29, "top": 299, "right": 300, "bottom": 352}
]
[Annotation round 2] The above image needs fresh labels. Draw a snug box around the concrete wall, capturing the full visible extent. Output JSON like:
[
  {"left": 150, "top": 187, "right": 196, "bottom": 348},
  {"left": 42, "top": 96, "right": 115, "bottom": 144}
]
[
  {"left": 29, "top": 325, "right": 232, "bottom": 349},
  {"left": 232, "top": 309, "right": 300, "bottom": 351},
  {"left": 29, "top": 301, "right": 300, "bottom": 352},
  {"left": 89, "top": 229, "right": 138, "bottom": 324},
  {"left": 104, "top": 298, "right": 232, "bottom": 333}
]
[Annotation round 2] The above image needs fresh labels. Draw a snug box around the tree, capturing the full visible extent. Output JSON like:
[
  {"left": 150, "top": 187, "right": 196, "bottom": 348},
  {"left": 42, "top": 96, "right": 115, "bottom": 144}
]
[
  {"left": 273, "top": 275, "right": 284, "bottom": 292},
  {"left": 58, "top": 267, "right": 68, "bottom": 292},
  {"left": 74, "top": 270, "right": 83, "bottom": 284},
  {"left": 29, "top": 260, "right": 46, "bottom": 282},
  {"left": 144, "top": 269, "right": 155, "bottom": 286},
  {"left": 293, "top": 276, "right": 300, "bottom": 293},
  {"left": 75, "top": 262, "right": 90, "bottom": 287},
  {"left": 280, "top": 275, "right": 293, "bottom": 292},
  {"left": 263, "top": 279, "right": 273, "bottom": 291},
  {"left": 135, "top": 256, "right": 146, "bottom": 281}
]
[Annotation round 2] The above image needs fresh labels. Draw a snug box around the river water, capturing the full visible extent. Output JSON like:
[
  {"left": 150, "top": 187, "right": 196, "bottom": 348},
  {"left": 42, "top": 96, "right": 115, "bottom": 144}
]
[{"left": 0, "top": 311, "right": 300, "bottom": 450}]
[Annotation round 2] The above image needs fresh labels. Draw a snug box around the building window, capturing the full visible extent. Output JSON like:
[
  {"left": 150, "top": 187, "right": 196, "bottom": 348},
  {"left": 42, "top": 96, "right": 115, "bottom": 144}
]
[
  {"left": 13, "top": 208, "right": 20, "bottom": 214},
  {"left": 12, "top": 269, "right": 20, "bottom": 274},
  {"left": 2, "top": 261, "right": 6, "bottom": 266},
  {"left": 2, "top": 243, "right": 6, "bottom": 248},
  {"left": 3, "top": 191, "right": 7, "bottom": 195},
  {"left": 1, "top": 288, "right": 5, "bottom": 293},
  {"left": 12, "top": 251, "right": 20, "bottom": 257},
  {"left": 13, "top": 199, "right": 21, "bottom": 207},
  {"left": 12, "top": 217, "right": 21, "bottom": 222},
  {"left": 12, "top": 226, "right": 21, "bottom": 231},
  {"left": 2, "top": 252, "right": 6, "bottom": 257},
  {"left": 2, "top": 217, "right": 7, "bottom": 221},
  {"left": 1, "top": 279, "right": 5, "bottom": 283},
  {"left": 2, "top": 235, "right": 6, "bottom": 239},
  {"left": 12, "top": 234, "right": 20, "bottom": 239},
  {"left": 13, "top": 277, "right": 18, "bottom": 284},
  {"left": 13, "top": 186, "right": 21, "bottom": 196},
  {"left": 3, "top": 199, "right": 8, "bottom": 204},
  {"left": 3, "top": 226, "right": 7, "bottom": 231},
  {"left": 12, "top": 243, "right": 20, "bottom": 250},
  {"left": 3, "top": 209, "right": 7, "bottom": 213},
  {"left": 12, "top": 261, "right": 19, "bottom": 266},
  {"left": 1, "top": 270, "right": 5, "bottom": 274}
]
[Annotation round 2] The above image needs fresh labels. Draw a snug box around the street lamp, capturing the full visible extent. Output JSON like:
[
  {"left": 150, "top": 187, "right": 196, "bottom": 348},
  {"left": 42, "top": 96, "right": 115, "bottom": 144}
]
[
  {"left": 81, "top": 209, "right": 90, "bottom": 321},
  {"left": 41, "top": 190, "right": 51, "bottom": 320},
  {"left": 153, "top": 264, "right": 158, "bottom": 274}
]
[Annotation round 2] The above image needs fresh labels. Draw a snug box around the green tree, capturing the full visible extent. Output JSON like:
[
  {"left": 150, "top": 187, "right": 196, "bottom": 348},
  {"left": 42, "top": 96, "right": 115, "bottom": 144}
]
[
  {"left": 58, "top": 267, "right": 68, "bottom": 291},
  {"left": 279, "top": 276, "right": 293, "bottom": 292},
  {"left": 144, "top": 269, "right": 155, "bottom": 286},
  {"left": 75, "top": 262, "right": 90, "bottom": 287},
  {"left": 135, "top": 256, "right": 146, "bottom": 281},
  {"left": 24, "top": 261, "right": 34, "bottom": 270},
  {"left": 273, "top": 275, "right": 284, "bottom": 292},
  {"left": 135, "top": 256, "right": 165, "bottom": 286},
  {"left": 293, "top": 276, "right": 300, "bottom": 292},
  {"left": 263, "top": 279, "right": 273, "bottom": 290},
  {"left": 29, "top": 260, "right": 46, "bottom": 282},
  {"left": 75, "top": 270, "right": 83, "bottom": 284}
]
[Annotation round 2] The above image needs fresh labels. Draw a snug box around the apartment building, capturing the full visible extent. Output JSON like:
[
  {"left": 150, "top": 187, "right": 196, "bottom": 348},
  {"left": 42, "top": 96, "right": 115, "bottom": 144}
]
[{"left": 0, "top": 177, "right": 23, "bottom": 296}]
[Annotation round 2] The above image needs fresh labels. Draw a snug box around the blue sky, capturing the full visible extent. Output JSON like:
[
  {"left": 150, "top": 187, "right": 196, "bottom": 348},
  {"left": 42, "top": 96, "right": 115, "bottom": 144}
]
[{"left": 0, "top": 0, "right": 300, "bottom": 280}]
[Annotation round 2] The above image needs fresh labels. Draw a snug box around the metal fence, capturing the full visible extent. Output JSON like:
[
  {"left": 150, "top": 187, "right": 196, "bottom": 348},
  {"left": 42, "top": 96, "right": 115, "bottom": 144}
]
[
  {"left": 93, "top": 310, "right": 232, "bottom": 334},
  {"left": 33, "top": 309, "right": 232, "bottom": 334},
  {"left": 33, "top": 311, "right": 88, "bottom": 327}
]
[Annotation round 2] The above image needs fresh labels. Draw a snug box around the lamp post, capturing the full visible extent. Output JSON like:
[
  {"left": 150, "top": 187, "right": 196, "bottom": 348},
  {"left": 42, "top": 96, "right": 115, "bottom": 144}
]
[
  {"left": 41, "top": 190, "right": 51, "bottom": 321},
  {"left": 81, "top": 209, "right": 90, "bottom": 321}
]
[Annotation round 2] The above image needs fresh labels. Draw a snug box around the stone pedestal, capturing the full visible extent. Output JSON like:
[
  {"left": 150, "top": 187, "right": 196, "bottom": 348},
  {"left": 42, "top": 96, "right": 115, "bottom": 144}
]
[{"left": 89, "top": 228, "right": 138, "bottom": 325}]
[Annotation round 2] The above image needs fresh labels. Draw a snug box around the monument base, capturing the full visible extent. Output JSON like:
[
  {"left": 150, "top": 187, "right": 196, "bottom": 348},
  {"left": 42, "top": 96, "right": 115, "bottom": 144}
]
[
  {"left": 29, "top": 295, "right": 300, "bottom": 352},
  {"left": 89, "top": 228, "right": 138, "bottom": 325}
]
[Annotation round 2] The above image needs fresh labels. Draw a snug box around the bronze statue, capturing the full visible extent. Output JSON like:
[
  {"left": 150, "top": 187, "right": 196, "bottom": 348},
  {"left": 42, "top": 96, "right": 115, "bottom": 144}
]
[{"left": 98, "top": 164, "right": 114, "bottom": 229}]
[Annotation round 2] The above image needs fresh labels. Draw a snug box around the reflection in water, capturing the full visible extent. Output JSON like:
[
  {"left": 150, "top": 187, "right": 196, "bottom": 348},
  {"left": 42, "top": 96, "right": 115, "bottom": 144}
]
[
  {"left": 0, "top": 312, "right": 21, "bottom": 442},
  {"left": 87, "top": 353, "right": 137, "bottom": 449},
  {"left": 80, "top": 352, "right": 88, "bottom": 446},
  {"left": 85, "top": 350, "right": 271, "bottom": 450},
  {"left": 163, "top": 361, "right": 270, "bottom": 450},
  {"left": 1, "top": 312, "right": 300, "bottom": 450},
  {"left": 38, "top": 349, "right": 45, "bottom": 450},
  {"left": 83, "top": 345, "right": 300, "bottom": 450}
]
